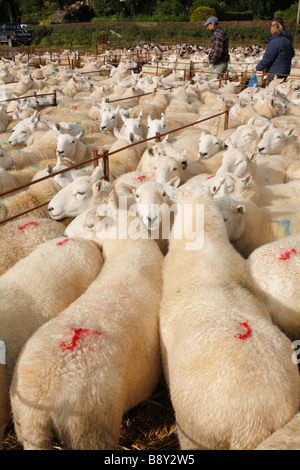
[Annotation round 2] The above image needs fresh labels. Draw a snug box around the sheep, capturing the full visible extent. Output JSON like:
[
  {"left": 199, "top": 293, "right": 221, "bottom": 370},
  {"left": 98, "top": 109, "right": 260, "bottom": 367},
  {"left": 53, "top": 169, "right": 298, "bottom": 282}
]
[
  {"left": 100, "top": 133, "right": 144, "bottom": 181},
  {"left": 217, "top": 173, "right": 300, "bottom": 207},
  {"left": 159, "top": 183, "right": 300, "bottom": 450},
  {"left": 0, "top": 176, "right": 69, "bottom": 222},
  {"left": 257, "top": 124, "right": 300, "bottom": 158},
  {"left": 0, "top": 236, "right": 103, "bottom": 448},
  {"left": 255, "top": 412, "right": 300, "bottom": 450},
  {"left": 216, "top": 196, "right": 300, "bottom": 258},
  {"left": 223, "top": 118, "right": 266, "bottom": 153},
  {"left": 99, "top": 102, "right": 122, "bottom": 133},
  {"left": 48, "top": 176, "right": 114, "bottom": 220},
  {"left": 0, "top": 216, "right": 66, "bottom": 275},
  {"left": 0, "top": 149, "right": 13, "bottom": 170},
  {"left": 215, "top": 147, "right": 287, "bottom": 186},
  {"left": 9, "top": 210, "right": 163, "bottom": 450},
  {"left": 56, "top": 130, "right": 92, "bottom": 165},
  {"left": 115, "top": 178, "right": 180, "bottom": 254},
  {"left": 247, "top": 233, "right": 300, "bottom": 341},
  {"left": 8, "top": 111, "right": 54, "bottom": 147}
]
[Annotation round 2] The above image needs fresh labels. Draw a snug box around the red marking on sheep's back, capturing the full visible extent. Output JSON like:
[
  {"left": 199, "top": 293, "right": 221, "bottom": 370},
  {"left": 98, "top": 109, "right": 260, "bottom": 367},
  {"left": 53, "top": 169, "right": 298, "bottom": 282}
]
[
  {"left": 234, "top": 321, "right": 252, "bottom": 341},
  {"left": 206, "top": 176, "right": 214, "bottom": 180},
  {"left": 278, "top": 248, "right": 296, "bottom": 260},
  {"left": 60, "top": 328, "right": 101, "bottom": 351},
  {"left": 56, "top": 238, "right": 75, "bottom": 246},
  {"left": 72, "top": 105, "right": 78, "bottom": 110},
  {"left": 17, "top": 221, "right": 38, "bottom": 232},
  {"left": 135, "top": 175, "right": 147, "bottom": 181}
]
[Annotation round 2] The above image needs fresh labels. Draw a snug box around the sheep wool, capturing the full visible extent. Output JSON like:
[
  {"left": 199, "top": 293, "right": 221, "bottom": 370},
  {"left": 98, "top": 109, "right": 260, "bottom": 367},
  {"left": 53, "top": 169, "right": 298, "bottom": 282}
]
[
  {"left": 159, "top": 184, "right": 300, "bottom": 450},
  {"left": 0, "top": 237, "right": 103, "bottom": 448},
  {"left": 10, "top": 221, "right": 163, "bottom": 450}
]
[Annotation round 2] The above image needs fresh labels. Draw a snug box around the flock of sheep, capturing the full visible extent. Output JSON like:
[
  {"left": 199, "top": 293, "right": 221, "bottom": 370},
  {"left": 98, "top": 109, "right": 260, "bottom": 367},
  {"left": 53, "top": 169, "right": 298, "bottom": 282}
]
[{"left": 0, "top": 41, "right": 300, "bottom": 450}]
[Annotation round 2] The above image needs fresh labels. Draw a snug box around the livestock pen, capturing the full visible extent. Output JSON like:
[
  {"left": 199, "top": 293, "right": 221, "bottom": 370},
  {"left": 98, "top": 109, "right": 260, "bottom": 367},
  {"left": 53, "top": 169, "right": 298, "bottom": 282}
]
[{"left": 1, "top": 45, "right": 300, "bottom": 450}]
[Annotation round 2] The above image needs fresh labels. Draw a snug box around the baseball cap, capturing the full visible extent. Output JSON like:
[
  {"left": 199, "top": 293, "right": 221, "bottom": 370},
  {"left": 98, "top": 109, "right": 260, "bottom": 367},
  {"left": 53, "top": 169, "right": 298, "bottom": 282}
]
[{"left": 204, "top": 16, "right": 218, "bottom": 25}]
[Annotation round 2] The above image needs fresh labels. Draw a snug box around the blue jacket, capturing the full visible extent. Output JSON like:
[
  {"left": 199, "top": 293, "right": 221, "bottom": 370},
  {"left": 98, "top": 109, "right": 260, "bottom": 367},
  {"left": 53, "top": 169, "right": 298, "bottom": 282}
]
[{"left": 256, "top": 33, "right": 295, "bottom": 75}]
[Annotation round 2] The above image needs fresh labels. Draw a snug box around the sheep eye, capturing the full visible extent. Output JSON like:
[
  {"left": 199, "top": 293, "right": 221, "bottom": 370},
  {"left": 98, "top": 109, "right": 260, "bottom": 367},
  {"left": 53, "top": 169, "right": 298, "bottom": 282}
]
[
  {"left": 173, "top": 167, "right": 178, "bottom": 172},
  {"left": 76, "top": 191, "right": 85, "bottom": 196},
  {"left": 224, "top": 217, "right": 228, "bottom": 222},
  {"left": 86, "top": 223, "right": 94, "bottom": 229}
]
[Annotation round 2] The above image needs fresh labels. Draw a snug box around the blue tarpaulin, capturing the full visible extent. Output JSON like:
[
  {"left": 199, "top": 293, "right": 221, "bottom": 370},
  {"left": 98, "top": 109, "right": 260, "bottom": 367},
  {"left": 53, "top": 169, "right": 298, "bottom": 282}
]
[{"left": 248, "top": 72, "right": 259, "bottom": 87}]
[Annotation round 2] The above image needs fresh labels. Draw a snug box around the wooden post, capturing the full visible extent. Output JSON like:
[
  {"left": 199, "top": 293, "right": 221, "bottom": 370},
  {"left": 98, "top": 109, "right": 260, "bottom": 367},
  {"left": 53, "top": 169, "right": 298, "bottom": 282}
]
[
  {"left": 93, "top": 148, "right": 99, "bottom": 169},
  {"left": 224, "top": 105, "right": 229, "bottom": 130}
]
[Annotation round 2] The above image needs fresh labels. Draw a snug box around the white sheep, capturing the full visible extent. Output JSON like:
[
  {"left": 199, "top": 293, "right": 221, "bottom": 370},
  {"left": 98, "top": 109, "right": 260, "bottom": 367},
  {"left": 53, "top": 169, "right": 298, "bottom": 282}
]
[
  {"left": 0, "top": 216, "right": 66, "bottom": 275},
  {"left": 216, "top": 196, "right": 300, "bottom": 257},
  {"left": 48, "top": 175, "right": 114, "bottom": 220},
  {"left": 0, "top": 149, "right": 13, "bottom": 170},
  {"left": 159, "top": 183, "right": 300, "bottom": 450},
  {"left": 0, "top": 236, "right": 103, "bottom": 448},
  {"left": 10, "top": 211, "right": 163, "bottom": 450},
  {"left": 247, "top": 233, "right": 300, "bottom": 341},
  {"left": 0, "top": 176, "right": 69, "bottom": 222},
  {"left": 255, "top": 412, "right": 300, "bottom": 450}
]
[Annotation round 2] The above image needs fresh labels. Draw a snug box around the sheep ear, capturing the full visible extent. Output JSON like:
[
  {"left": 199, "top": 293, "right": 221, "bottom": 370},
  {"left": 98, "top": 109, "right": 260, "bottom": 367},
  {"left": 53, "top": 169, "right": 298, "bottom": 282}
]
[
  {"left": 108, "top": 189, "right": 118, "bottom": 208},
  {"left": 167, "top": 176, "right": 180, "bottom": 188},
  {"left": 117, "top": 182, "right": 136, "bottom": 195},
  {"left": 237, "top": 205, "right": 245, "bottom": 215},
  {"left": 113, "top": 128, "right": 122, "bottom": 139},
  {"left": 257, "top": 124, "right": 268, "bottom": 137},
  {"left": 247, "top": 117, "right": 255, "bottom": 126},
  {"left": 181, "top": 159, "right": 188, "bottom": 170},
  {"left": 147, "top": 114, "right": 152, "bottom": 124},
  {"left": 242, "top": 174, "right": 252, "bottom": 185},
  {"left": 75, "top": 130, "right": 84, "bottom": 140},
  {"left": 93, "top": 179, "right": 110, "bottom": 194},
  {"left": 91, "top": 165, "right": 104, "bottom": 182},
  {"left": 162, "top": 134, "right": 169, "bottom": 142},
  {"left": 164, "top": 183, "right": 178, "bottom": 200},
  {"left": 285, "top": 128, "right": 295, "bottom": 138}
]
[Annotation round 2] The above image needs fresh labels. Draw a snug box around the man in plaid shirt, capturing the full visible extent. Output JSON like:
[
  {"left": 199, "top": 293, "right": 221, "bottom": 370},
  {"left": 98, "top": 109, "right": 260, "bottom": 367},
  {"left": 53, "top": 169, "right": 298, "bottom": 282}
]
[{"left": 204, "top": 17, "right": 230, "bottom": 78}]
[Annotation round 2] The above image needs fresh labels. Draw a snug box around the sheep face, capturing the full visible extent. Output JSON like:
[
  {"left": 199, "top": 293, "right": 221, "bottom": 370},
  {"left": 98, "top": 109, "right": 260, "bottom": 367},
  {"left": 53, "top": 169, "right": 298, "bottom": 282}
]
[
  {"left": 215, "top": 197, "right": 246, "bottom": 242},
  {"left": 64, "top": 207, "right": 99, "bottom": 241},
  {"left": 198, "top": 132, "right": 221, "bottom": 159},
  {"left": 257, "top": 126, "right": 293, "bottom": 154},
  {"left": 153, "top": 153, "right": 187, "bottom": 185},
  {"left": 147, "top": 113, "right": 166, "bottom": 141},
  {"left": 56, "top": 131, "right": 83, "bottom": 160},
  {"left": 99, "top": 105, "right": 120, "bottom": 133},
  {"left": 0, "top": 149, "right": 13, "bottom": 169}
]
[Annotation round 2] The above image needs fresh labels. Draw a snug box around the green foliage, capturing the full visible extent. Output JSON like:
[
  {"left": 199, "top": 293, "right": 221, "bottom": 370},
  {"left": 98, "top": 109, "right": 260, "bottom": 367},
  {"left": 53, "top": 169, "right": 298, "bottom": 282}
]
[
  {"left": 152, "top": 0, "right": 187, "bottom": 21},
  {"left": 92, "top": 0, "right": 120, "bottom": 17},
  {"left": 222, "top": 11, "right": 254, "bottom": 20},
  {"left": 190, "top": 0, "right": 226, "bottom": 19},
  {"left": 190, "top": 6, "right": 216, "bottom": 22},
  {"left": 63, "top": 4, "right": 95, "bottom": 23},
  {"left": 280, "top": 2, "right": 298, "bottom": 22}
]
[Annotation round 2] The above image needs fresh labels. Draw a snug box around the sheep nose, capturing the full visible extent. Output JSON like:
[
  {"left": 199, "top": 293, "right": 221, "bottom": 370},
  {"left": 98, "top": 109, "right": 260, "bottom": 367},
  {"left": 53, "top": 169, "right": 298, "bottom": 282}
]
[
  {"left": 48, "top": 206, "right": 54, "bottom": 212},
  {"left": 258, "top": 147, "right": 264, "bottom": 153},
  {"left": 147, "top": 215, "right": 158, "bottom": 226},
  {"left": 100, "top": 126, "right": 106, "bottom": 132},
  {"left": 224, "top": 143, "right": 229, "bottom": 149},
  {"left": 199, "top": 152, "right": 207, "bottom": 159},
  {"left": 57, "top": 150, "right": 64, "bottom": 156}
]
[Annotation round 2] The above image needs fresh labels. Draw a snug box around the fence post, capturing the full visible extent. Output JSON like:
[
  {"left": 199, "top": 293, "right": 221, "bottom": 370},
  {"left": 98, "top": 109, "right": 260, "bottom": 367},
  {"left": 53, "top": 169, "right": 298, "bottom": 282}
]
[
  {"left": 93, "top": 148, "right": 99, "bottom": 169},
  {"left": 224, "top": 105, "right": 229, "bottom": 130},
  {"left": 102, "top": 150, "right": 109, "bottom": 181}
]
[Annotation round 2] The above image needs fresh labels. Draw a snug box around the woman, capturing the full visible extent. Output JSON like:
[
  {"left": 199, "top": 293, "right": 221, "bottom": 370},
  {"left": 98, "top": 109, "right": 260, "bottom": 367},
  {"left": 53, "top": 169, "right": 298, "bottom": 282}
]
[{"left": 253, "top": 22, "right": 294, "bottom": 81}]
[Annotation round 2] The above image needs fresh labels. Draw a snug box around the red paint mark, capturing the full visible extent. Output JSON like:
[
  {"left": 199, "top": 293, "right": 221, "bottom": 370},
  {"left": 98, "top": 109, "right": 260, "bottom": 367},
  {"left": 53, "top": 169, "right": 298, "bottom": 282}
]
[
  {"left": 234, "top": 321, "right": 252, "bottom": 341},
  {"left": 72, "top": 105, "right": 78, "bottom": 110},
  {"left": 17, "top": 221, "right": 38, "bottom": 232},
  {"left": 60, "top": 328, "right": 101, "bottom": 351},
  {"left": 135, "top": 175, "right": 147, "bottom": 181},
  {"left": 278, "top": 248, "right": 296, "bottom": 260},
  {"left": 206, "top": 176, "right": 214, "bottom": 180},
  {"left": 56, "top": 238, "right": 75, "bottom": 246}
]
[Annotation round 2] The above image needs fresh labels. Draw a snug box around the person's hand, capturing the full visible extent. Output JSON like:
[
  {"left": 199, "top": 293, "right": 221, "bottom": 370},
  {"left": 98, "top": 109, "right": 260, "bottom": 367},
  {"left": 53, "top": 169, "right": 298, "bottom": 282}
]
[{"left": 252, "top": 68, "right": 257, "bottom": 73}]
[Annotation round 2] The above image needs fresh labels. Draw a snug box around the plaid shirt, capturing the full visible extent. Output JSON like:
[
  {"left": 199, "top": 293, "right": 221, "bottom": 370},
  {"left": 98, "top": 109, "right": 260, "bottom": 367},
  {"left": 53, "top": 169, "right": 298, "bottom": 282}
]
[{"left": 209, "top": 26, "right": 230, "bottom": 65}]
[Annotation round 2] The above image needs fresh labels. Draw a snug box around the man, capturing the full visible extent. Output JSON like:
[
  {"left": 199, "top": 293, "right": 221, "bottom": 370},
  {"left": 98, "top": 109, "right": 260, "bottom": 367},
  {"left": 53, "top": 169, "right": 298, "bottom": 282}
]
[
  {"left": 271, "top": 17, "right": 293, "bottom": 43},
  {"left": 204, "top": 16, "right": 230, "bottom": 78}
]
